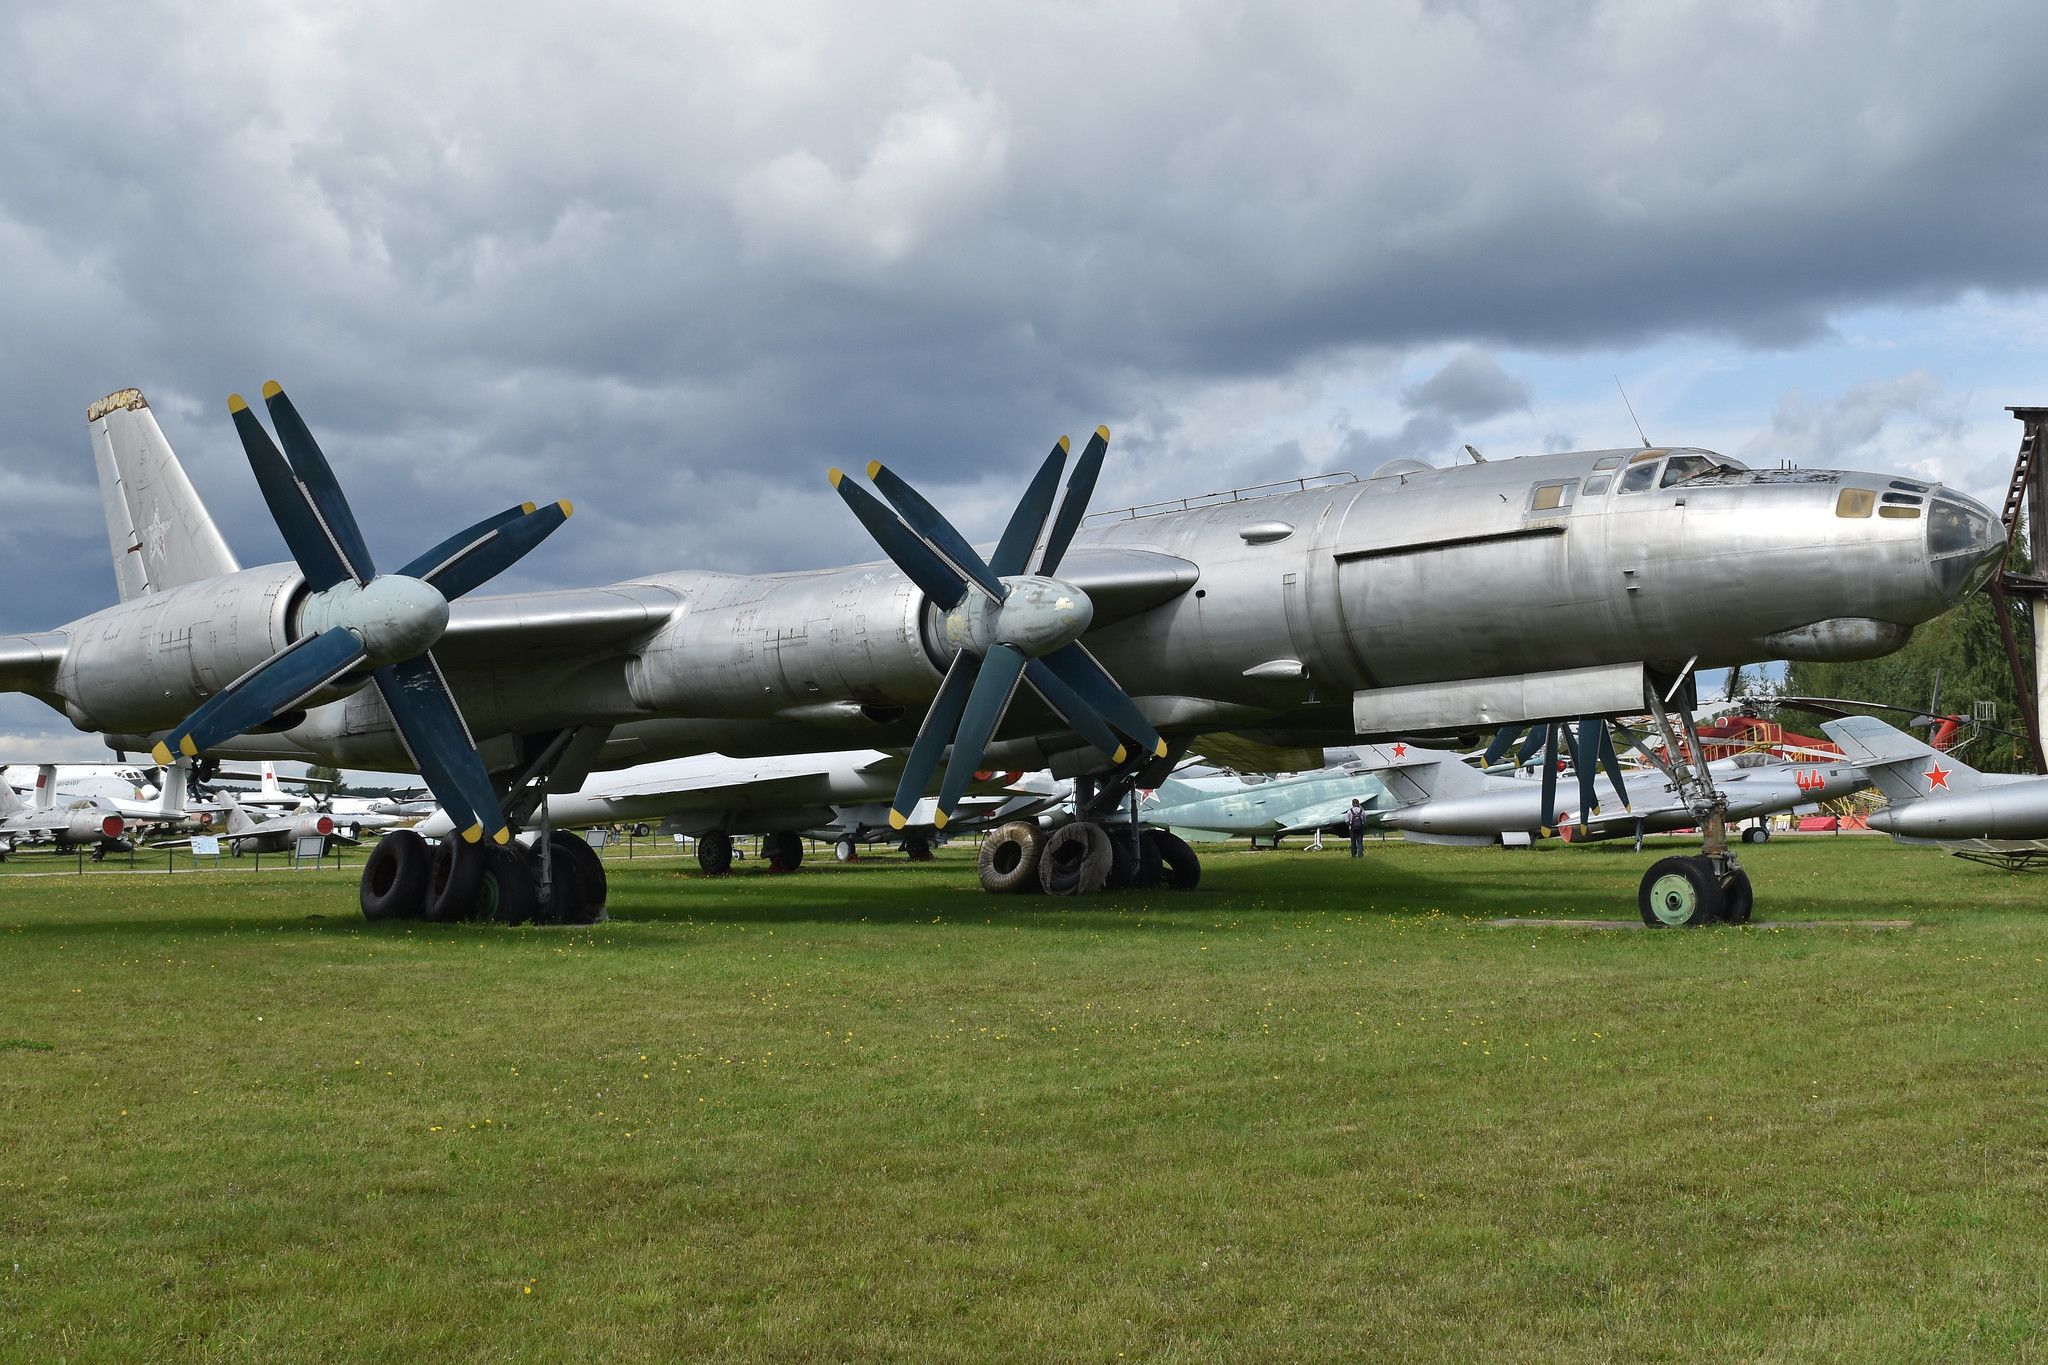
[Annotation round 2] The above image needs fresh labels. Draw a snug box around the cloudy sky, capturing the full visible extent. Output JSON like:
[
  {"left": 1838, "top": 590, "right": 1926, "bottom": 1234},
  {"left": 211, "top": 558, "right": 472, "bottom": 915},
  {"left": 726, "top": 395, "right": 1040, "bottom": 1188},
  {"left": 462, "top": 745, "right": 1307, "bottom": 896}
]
[{"left": 5, "top": 0, "right": 2048, "bottom": 757}]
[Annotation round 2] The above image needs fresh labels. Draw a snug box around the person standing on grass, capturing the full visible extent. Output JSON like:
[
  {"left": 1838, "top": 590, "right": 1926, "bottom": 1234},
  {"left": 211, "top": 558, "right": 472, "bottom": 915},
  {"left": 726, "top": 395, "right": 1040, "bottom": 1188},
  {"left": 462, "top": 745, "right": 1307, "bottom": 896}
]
[{"left": 1346, "top": 799, "right": 1368, "bottom": 858}]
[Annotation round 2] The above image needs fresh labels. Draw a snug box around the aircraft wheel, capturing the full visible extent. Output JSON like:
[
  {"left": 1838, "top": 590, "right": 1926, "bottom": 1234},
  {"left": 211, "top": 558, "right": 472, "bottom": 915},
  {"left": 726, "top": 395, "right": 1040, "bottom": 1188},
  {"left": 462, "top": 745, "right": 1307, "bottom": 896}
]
[
  {"left": 1740, "top": 826, "right": 1771, "bottom": 844},
  {"left": 977, "top": 822, "right": 1042, "bottom": 893},
  {"left": 423, "top": 839, "right": 487, "bottom": 922},
  {"left": 1039, "top": 821, "right": 1112, "bottom": 896},
  {"left": 834, "top": 838, "right": 858, "bottom": 863},
  {"left": 765, "top": 830, "right": 804, "bottom": 873},
  {"left": 1638, "top": 855, "right": 1724, "bottom": 928},
  {"left": 1132, "top": 830, "right": 1168, "bottom": 890},
  {"left": 1720, "top": 868, "right": 1754, "bottom": 925},
  {"left": 903, "top": 832, "right": 935, "bottom": 862},
  {"left": 475, "top": 844, "right": 539, "bottom": 925},
  {"left": 359, "top": 829, "right": 431, "bottom": 920},
  {"left": 697, "top": 830, "right": 734, "bottom": 876},
  {"left": 526, "top": 843, "right": 587, "bottom": 926},
  {"left": 1152, "top": 830, "right": 1202, "bottom": 890},
  {"left": 1105, "top": 831, "right": 1137, "bottom": 889},
  {"left": 548, "top": 831, "right": 608, "bottom": 922}
]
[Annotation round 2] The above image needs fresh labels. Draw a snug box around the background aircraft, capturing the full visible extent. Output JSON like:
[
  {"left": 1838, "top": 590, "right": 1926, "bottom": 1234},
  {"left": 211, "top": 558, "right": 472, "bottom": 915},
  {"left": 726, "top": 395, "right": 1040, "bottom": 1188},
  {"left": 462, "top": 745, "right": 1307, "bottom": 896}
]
[
  {"left": 0, "top": 766, "right": 126, "bottom": 859},
  {"left": 1140, "top": 760, "right": 1391, "bottom": 847},
  {"left": 150, "top": 792, "right": 348, "bottom": 857},
  {"left": 0, "top": 385, "right": 2004, "bottom": 918},
  {"left": 1823, "top": 714, "right": 2048, "bottom": 866},
  {"left": 415, "top": 749, "right": 1050, "bottom": 872},
  {"left": 1365, "top": 743, "right": 1870, "bottom": 848}
]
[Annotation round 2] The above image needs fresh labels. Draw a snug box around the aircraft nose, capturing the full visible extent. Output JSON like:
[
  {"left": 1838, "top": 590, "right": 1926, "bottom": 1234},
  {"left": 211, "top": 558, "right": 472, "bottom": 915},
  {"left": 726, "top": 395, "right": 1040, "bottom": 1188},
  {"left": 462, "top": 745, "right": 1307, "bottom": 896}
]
[{"left": 1924, "top": 487, "right": 2005, "bottom": 603}]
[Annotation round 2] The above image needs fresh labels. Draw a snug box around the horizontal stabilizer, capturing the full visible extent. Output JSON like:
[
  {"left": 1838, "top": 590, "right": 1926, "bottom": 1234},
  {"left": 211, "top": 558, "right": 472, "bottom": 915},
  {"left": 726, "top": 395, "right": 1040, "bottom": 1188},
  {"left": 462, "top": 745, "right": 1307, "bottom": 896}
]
[
  {"left": 0, "top": 633, "right": 67, "bottom": 696},
  {"left": 1820, "top": 715, "right": 1986, "bottom": 804}
]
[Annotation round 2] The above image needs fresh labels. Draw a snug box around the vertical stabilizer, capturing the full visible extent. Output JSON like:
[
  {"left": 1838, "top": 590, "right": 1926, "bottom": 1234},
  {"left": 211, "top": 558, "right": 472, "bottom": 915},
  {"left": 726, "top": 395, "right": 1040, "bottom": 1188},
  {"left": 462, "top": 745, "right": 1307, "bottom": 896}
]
[
  {"left": 1355, "top": 744, "right": 1490, "bottom": 804},
  {"left": 34, "top": 765, "right": 57, "bottom": 811},
  {"left": 87, "top": 389, "right": 239, "bottom": 601},
  {"left": 156, "top": 762, "right": 190, "bottom": 819},
  {"left": 1820, "top": 716, "right": 1988, "bottom": 805},
  {"left": 0, "top": 772, "right": 24, "bottom": 817},
  {"left": 221, "top": 795, "right": 257, "bottom": 837}
]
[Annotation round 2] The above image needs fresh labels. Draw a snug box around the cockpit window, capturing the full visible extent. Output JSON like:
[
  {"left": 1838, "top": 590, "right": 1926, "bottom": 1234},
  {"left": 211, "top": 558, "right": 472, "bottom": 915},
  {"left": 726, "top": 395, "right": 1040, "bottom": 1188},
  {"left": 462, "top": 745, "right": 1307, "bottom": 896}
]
[
  {"left": 1529, "top": 481, "right": 1576, "bottom": 512},
  {"left": 1618, "top": 460, "right": 1660, "bottom": 493},
  {"left": 1836, "top": 488, "right": 1875, "bottom": 518},
  {"left": 1660, "top": 453, "right": 1718, "bottom": 487},
  {"left": 1584, "top": 474, "right": 1612, "bottom": 495},
  {"left": 1591, "top": 454, "right": 1624, "bottom": 471}
]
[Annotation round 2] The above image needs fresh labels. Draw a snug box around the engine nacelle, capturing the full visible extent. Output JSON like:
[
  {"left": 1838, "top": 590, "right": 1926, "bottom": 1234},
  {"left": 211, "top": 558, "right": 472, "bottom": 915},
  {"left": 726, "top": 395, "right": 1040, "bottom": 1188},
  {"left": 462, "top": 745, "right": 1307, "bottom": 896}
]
[{"left": 56, "top": 565, "right": 304, "bottom": 732}]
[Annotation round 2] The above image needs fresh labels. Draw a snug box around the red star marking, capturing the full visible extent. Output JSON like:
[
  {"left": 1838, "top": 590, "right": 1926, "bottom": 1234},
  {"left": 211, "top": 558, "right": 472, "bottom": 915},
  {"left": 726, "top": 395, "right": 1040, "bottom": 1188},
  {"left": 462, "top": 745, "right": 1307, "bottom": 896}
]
[
  {"left": 1924, "top": 763, "right": 1951, "bottom": 790},
  {"left": 1391, "top": 743, "right": 1407, "bottom": 758}
]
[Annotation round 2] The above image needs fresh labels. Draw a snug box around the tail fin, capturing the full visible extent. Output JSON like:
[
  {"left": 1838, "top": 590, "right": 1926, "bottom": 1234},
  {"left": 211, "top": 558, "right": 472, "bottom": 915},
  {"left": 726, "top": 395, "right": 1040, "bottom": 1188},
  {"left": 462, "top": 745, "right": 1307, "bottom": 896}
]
[
  {"left": 33, "top": 765, "right": 57, "bottom": 811},
  {"left": 260, "top": 762, "right": 283, "bottom": 799},
  {"left": 156, "top": 762, "right": 190, "bottom": 818},
  {"left": 221, "top": 794, "right": 257, "bottom": 836},
  {"left": 0, "top": 771, "right": 24, "bottom": 817},
  {"left": 87, "top": 389, "right": 239, "bottom": 602},
  {"left": 1353, "top": 744, "right": 1489, "bottom": 805},
  {"left": 1821, "top": 716, "right": 1986, "bottom": 805}
]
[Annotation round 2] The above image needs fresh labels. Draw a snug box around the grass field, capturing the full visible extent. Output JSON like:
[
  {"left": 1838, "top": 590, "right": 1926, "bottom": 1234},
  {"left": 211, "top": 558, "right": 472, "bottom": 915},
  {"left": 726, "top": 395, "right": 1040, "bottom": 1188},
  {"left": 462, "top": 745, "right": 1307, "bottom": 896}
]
[{"left": 2, "top": 835, "right": 2045, "bottom": 1361}]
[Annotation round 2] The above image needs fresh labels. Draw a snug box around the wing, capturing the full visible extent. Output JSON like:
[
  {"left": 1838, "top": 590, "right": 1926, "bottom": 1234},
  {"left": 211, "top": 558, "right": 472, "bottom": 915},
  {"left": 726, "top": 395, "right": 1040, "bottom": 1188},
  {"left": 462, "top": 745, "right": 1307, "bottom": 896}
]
[{"left": 432, "top": 584, "right": 681, "bottom": 667}]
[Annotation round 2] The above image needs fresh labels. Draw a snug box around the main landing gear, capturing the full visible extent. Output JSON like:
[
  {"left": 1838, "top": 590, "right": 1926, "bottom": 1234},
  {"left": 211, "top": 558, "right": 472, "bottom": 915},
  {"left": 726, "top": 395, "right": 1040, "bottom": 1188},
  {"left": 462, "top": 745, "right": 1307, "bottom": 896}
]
[
  {"left": 1619, "top": 676, "right": 1752, "bottom": 927},
  {"left": 975, "top": 769, "right": 1203, "bottom": 897},
  {"left": 359, "top": 829, "right": 608, "bottom": 925}
]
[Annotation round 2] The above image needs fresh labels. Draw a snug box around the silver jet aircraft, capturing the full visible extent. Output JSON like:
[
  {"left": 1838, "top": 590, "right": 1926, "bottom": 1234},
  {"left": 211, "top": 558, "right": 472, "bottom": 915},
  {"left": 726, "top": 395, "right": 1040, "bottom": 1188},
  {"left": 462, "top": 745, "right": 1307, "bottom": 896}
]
[
  {"left": 0, "top": 386, "right": 2006, "bottom": 920},
  {"left": 1364, "top": 742, "right": 1870, "bottom": 851},
  {"left": 1141, "top": 761, "right": 1391, "bottom": 847},
  {"left": 0, "top": 765, "right": 128, "bottom": 859},
  {"left": 1824, "top": 714, "right": 2048, "bottom": 865}
]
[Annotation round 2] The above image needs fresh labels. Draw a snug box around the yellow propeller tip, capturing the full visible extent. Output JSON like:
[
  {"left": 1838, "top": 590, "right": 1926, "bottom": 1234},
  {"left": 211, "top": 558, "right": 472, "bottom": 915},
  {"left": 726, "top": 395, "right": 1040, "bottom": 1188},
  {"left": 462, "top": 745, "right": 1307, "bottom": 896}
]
[
  {"left": 461, "top": 823, "right": 483, "bottom": 844},
  {"left": 1095, "top": 424, "right": 1111, "bottom": 441},
  {"left": 556, "top": 499, "right": 573, "bottom": 518},
  {"left": 178, "top": 736, "right": 198, "bottom": 757},
  {"left": 888, "top": 809, "right": 908, "bottom": 830},
  {"left": 261, "top": 380, "right": 283, "bottom": 399},
  {"left": 1112, "top": 744, "right": 1127, "bottom": 764},
  {"left": 226, "top": 393, "right": 248, "bottom": 413},
  {"left": 828, "top": 467, "right": 844, "bottom": 488},
  {"left": 1154, "top": 739, "right": 1169, "bottom": 758},
  {"left": 493, "top": 827, "right": 511, "bottom": 845},
  {"left": 865, "top": 459, "right": 883, "bottom": 479},
  {"left": 151, "top": 743, "right": 173, "bottom": 766},
  {"left": 1057, "top": 435, "right": 1072, "bottom": 453},
  {"left": 932, "top": 810, "right": 949, "bottom": 830},
  {"left": 521, "top": 501, "right": 536, "bottom": 515}
]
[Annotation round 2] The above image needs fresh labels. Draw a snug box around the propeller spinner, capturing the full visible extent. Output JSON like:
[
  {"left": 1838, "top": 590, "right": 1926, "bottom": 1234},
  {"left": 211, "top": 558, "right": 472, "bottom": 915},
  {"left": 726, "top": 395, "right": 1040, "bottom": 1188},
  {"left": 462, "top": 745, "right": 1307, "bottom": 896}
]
[
  {"left": 829, "top": 427, "right": 1166, "bottom": 829},
  {"left": 150, "top": 382, "right": 571, "bottom": 846}
]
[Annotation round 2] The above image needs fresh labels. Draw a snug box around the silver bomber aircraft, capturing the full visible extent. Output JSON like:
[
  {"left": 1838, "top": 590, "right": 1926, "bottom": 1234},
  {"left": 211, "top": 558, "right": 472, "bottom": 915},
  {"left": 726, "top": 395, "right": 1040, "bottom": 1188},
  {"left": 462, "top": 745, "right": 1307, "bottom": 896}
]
[{"left": 0, "top": 386, "right": 2007, "bottom": 921}]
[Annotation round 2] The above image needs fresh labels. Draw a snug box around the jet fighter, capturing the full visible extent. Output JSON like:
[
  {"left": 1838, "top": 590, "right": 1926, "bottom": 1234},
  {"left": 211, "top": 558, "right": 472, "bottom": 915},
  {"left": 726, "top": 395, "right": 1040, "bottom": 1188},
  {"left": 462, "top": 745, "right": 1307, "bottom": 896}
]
[
  {"left": 1823, "top": 714, "right": 2048, "bottom": 866},
  {"left": 0, "top": 765, "right": 127, "bottom": 859}
]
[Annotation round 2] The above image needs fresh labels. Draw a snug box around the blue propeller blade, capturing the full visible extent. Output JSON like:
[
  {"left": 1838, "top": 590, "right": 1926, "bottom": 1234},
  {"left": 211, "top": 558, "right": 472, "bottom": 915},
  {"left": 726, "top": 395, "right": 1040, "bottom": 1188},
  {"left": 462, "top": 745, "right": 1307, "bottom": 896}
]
[
  {"left": 395, "top": 504, "right": 534, "bottom": 582},
  {"left": 1575, "top": 717, "right": 1601, "bottom": 828},
  {"left": 261, "top": 382, "right": 376, "bottom": 582},
  {"left": 229, "top": 397, "right": 355, "bottom": 591},
  {"left": 829, "top": 469, "right": 967, "bottom": 610},
  {"left": 889, "top": 650, "right": 979, "bottom": 828},
  {"left": 1597, "top": 724, "right": 1631, "bottom": 808},
  {"left": 1516, "top": 724, "right": 1550, "bottom": 768},
  {"left": 373, "top": 653, "right": 508, "bottom": 845},
  {"left": 934, "top": 643, "right": 1028, "bottom": 826},
  {"left": 152, "top": 627, "right": 367, "bottom": 765},
  {"left": 1483, "top": 724, "right": 1523, "bottom": 767},
  {"left": 1539, "top": 724, "right": 1560, "bottom": 834},
  {"left": 403, "top": 500, "right": 572, "bottom": 603},
  {"left": 866, "top": 461, "right": 1008, "bottom": 600},
  {"left": 1039, "top": 643, "right": 1167, "bottom": 760},
  {"left": 990, "top": 438, "right": 1070, "bottom": 577},
  {"left": 1022, "top": 657, "right": 1128, "bottom": 765},
  {"left": 1036, "top": 426, "right": 1109, "bottom": 575}
]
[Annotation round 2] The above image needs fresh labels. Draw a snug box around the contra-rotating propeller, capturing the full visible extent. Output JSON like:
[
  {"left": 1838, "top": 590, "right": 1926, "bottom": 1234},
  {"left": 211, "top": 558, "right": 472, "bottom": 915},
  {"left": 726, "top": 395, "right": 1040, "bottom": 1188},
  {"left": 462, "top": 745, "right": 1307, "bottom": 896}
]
[
  {"left": 150, "top": 381, "right": 570, "bottom": 846},
  {"left": 1483, "top": 716, "right": 1634, "bottom": 834},
  {"left": 829, "top": 427, "right": 1167, "bottom": 830}
]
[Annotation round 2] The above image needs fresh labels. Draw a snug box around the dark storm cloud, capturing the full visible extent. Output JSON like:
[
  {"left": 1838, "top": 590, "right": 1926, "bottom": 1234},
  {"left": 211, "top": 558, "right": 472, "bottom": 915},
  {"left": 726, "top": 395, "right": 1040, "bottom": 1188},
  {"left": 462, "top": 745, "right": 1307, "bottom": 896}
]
[{"left": 4, "top": 0, "right": 2048, "bottom": 669}]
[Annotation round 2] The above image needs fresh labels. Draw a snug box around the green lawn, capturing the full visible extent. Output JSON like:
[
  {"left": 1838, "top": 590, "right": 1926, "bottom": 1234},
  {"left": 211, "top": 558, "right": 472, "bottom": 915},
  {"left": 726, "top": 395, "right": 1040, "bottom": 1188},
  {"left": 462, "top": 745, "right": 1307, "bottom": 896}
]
[{"left": 2, "top": 836, "right": 2044, "bottom": 1361}]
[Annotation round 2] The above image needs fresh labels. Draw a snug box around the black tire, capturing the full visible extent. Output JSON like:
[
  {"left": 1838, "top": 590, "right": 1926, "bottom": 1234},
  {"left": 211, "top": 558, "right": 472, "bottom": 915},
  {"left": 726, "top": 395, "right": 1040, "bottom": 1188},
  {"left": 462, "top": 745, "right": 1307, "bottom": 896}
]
[
  {"left": 1040, "top": 821, "right": 1112, "bottom": 896},
  {"left": 423, "top": 839, "right": 488, "bottom": 922},
  {"left": 476, "top": 843, "right": 540, "bottom": 925},
  {"left": 548, "top": 831, "right": 608, "bottom": 922},
  {"left": 834, "top": 838, "right": 857, "bottom": 863},
  {"left": 1133, "top": 830, "right": 1169, "bottom": 890},
  {"left": 1638, "top": 855, "right": 1725, "bottom": 927},
  {"left": 527, "top": 843, "right": 585, "bottom": 926},
  {"left": 903, "top": 832, "right": 935, "bottom": 862},
  {"left": 764, "top": 830, "right": 804, "bottom": 873},
  {"left": 360, "top": 829, "right": 431, "bottom": 921},
  {"left": 977, "top": 822, "right": 1043, "bottom": 893},
  {"left": 630, "top": 823, "right": 651, "bottom": 837},
  {"left": 697, "top": 831, "right": 733, "bottom": 876},
  {"left": 1720, "top": 868, "right": 1754, "bottom": 925},
  {"left": 1740, "top": 826, "right": 1772, "bottom": 845},
  {"left": 1152, "top": 829, "right": 1202, "bottom": 891}
]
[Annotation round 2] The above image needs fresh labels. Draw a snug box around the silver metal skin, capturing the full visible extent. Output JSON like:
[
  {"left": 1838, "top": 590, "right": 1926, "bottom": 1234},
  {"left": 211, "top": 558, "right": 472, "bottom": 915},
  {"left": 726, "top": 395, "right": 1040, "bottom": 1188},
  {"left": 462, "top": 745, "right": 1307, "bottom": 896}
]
[
  {"left": 1140, "top": 765, "right": 1392, "bottom": 840},
  {"left": 1825, "top": 715, "right": 2048, "bottom": 844},
  {"left": 297, "top": 575, "right": 450, "bottom": 665},
  {"left": 0, "top": 412, "right": 2009, "bottom": 782},
  {"left": 942, "top": 575, "right": 1094, "bottom": 658},
  {"left": 1374, "top": 749, "right": 1869, "bottom": 843}
]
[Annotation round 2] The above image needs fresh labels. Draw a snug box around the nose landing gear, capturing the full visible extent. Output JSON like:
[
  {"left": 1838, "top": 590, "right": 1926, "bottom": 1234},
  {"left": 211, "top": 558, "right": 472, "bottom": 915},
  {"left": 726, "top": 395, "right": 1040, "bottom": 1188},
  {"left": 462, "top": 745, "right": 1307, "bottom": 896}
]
[{"left": 1620, "top": 675, "right": 1752, "bottom": 927}]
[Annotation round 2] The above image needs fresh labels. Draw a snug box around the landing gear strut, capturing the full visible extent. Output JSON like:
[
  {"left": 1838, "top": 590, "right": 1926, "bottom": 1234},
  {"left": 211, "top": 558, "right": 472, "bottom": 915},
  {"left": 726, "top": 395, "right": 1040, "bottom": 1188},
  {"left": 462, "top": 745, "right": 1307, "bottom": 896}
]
[
  {"left": 976, "top": 761, "right": 1202, "bottom": 896},
  {"left": 1621, "top": 674, "right": 1749, "bottom": 927}
]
